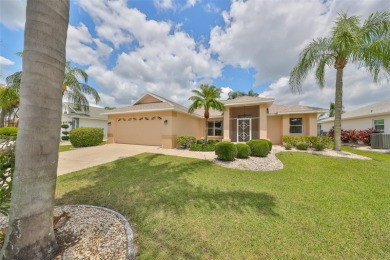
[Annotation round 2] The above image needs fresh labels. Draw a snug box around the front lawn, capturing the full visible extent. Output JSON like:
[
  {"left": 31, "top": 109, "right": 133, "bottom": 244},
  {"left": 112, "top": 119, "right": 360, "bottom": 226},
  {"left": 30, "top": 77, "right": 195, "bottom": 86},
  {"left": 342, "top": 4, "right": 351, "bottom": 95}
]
[{"left": 55, "top": 150, "right": 390, "bottom": 259}]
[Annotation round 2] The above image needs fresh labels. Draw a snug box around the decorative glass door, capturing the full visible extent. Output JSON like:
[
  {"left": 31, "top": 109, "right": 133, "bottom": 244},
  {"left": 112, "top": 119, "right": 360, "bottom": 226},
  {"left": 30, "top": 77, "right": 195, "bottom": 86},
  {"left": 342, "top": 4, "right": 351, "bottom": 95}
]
[{"left": 237, "top": 118, "right": 251, "bottom": 142}]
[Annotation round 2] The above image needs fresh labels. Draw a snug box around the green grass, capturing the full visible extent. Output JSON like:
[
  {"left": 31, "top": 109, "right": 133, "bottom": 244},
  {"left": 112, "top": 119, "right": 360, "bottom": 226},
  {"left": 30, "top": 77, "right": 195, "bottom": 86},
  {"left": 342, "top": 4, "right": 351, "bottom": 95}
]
[
  {"left": 55, "top": 150, "right": 390, "bottom": 259},
  {"left": 59, "top": 141, "right": 107, "bottom": 152}
]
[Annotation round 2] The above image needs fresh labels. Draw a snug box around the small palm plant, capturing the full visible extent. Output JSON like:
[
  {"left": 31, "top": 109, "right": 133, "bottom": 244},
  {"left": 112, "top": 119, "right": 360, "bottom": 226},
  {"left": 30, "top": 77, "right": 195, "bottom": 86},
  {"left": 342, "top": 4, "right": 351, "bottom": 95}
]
[
  {"left": 289, "top": 11, "right": 390, "bottom": 151},
  {"left": 188, "top": 84, "right": 225, "bottom": 144}
]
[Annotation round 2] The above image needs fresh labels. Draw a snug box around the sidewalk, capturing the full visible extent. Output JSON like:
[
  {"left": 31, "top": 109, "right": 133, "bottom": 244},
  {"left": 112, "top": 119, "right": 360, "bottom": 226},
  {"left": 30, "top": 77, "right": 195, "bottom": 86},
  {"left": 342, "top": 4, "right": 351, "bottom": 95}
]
[{"left": 57, "top": 144, "right": 215, "bottom": 175}]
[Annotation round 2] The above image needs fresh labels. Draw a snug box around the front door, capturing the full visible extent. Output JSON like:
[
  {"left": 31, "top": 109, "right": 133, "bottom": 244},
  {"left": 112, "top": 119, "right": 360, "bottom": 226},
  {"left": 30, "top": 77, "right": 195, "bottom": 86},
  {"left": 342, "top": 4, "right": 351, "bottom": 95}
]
[{"left": 237, "top": 118, "right": 251, "bottom": 142}]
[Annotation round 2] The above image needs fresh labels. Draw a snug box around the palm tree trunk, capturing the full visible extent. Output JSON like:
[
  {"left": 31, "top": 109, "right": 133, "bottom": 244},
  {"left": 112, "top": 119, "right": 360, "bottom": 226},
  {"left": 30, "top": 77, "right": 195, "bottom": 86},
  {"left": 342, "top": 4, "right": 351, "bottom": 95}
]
[
  {"left": 0, "top": 0, "right": 69, "bottom": 259},
  {"left": 204, "top": 118, "right": 208, "bottom": 144},
  {"left": 334, "top": 68, "right": 343, "bottom": 151},
  {"left": 0, "top": 109, "right": 5, "bottom": 127}
]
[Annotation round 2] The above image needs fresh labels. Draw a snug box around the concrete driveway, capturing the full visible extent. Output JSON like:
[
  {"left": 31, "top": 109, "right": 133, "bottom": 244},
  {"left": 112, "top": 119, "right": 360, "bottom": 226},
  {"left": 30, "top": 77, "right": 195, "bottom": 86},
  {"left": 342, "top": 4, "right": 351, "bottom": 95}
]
[{"left": 57, "top": 144, "right": 215, "bottom": 175}]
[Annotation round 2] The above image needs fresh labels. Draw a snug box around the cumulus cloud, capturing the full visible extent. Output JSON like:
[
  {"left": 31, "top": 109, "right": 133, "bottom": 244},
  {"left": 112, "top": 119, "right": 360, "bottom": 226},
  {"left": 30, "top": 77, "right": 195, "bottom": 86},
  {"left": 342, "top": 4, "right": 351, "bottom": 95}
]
[
  {"left": 154, "top": 0, "right": 175, "bottom": 10},
  {"left": 0, "top": 56, "right": 14, "bottom": 67},
  {"left": 0, "top": 0, "right": 26, "bottom": 29},
  {"left": 210, "top": 0, "right": 390, "bottom": 110},
  {"left": 220, "top": 86, "right": 233, "bottom": 100},
  {"left": 67, "top": 0, "right": 222, "bottom": 107}
]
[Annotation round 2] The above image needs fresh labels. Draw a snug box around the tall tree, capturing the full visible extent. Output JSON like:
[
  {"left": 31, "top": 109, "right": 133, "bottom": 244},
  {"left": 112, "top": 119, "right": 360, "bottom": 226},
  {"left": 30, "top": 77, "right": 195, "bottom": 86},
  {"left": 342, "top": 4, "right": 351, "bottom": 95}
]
[
  {"left": 1, "top": 0, "right": 69, "bottom": 258},
  {"left": 329, "top": 102, "right": 335, "bottom": 117},
  {"left": 6, "top": 61, "right": 100, "bottom": 113},
  {"left": 188, "top": 84, "right": 225, "bottom": 144},
  {"left": 289, "top": 11, "right": 390, "bottom": 151},
  {"left": 228, "top": 89, "right": 259, "bottom": 100},
  {"left": 0, "top": 85, "right": 19, "bottom": 127}
]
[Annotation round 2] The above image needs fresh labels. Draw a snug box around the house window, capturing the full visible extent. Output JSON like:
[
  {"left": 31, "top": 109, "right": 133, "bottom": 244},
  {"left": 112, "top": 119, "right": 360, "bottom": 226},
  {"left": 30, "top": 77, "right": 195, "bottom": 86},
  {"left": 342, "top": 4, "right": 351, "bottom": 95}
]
[
  {"left": 373, "top": 119, "right": 384, "bottom": 132},
  {"left": 290, "top": 118, "right": 303, "bottom": 134},
  {"left": 208, "top": 121, "right": 223, "bottom": 136}
]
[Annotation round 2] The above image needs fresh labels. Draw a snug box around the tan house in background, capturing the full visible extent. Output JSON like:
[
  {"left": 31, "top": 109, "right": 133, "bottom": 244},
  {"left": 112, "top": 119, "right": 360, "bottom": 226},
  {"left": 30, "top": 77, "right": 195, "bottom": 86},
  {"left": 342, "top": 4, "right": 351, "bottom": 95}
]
[{"left": 104, "top": 92, "right": 326, "bottom": 148}]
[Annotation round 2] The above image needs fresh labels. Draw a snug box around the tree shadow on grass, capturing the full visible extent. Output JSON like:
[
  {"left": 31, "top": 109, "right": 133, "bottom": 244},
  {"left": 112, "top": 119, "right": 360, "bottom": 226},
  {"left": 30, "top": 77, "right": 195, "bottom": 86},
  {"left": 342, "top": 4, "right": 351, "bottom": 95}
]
[{"left": 55, "top": 153, "right": 278, "bottom": 257}]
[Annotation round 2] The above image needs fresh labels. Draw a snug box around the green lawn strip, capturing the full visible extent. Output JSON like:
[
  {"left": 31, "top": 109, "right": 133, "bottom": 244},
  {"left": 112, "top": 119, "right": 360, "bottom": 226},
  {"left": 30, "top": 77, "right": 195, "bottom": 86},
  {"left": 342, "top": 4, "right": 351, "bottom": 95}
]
[
  {"left": 55, "top": 151, "right": 390, "bottom": 259},
  {"left": 58, "top": 141, "right": 107, "bottom": 152}
]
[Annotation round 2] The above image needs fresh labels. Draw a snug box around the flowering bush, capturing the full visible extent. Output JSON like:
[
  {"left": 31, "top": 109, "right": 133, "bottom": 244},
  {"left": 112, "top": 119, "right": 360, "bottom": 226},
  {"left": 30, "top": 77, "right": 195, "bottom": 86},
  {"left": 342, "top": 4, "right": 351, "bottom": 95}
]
[{"left": 327, "top": 127, "right": 381, "bottom": 145}]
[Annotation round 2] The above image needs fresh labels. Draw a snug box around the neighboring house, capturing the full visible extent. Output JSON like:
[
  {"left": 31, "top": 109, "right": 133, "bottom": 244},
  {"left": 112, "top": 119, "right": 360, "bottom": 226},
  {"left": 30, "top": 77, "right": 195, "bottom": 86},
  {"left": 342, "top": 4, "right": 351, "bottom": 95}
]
[
  {"left": 104, "top": 92, "right": 326, "bottom": 148},
  {"left": 318, "top": 99, "right": 390, "bottom": 134},
  {"left": 62, "top": 102, "right": 108, "bottom": 139}
]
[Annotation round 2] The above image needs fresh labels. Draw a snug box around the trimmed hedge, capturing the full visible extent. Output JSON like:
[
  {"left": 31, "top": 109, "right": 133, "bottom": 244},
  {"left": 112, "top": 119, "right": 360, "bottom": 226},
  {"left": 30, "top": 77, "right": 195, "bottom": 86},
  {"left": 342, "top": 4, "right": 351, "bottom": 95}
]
[
  {"left": 176, "top": 135, "right": 196, "bottom": 149},
  {"left": 215, "top": 142, "right": 237, "bottom": 161},
  {"left": 0, "top": 127, "right": 18, "bottom": 137},
  {"left": 61, "top": 136, "right": 70, "bottom": 141},
  {"left": 282, "top": 135, "right": 331, "bottom": 148},
  {"left": 296, "top": 142, "right": 308, "bottom": 150},
  {"left": 236, "top": 143, "right": 251, "bottom": 159},
  {"left": 61, "top": 124, "right": 69, "bottom": 129},
  {"left": 284, "top": 143, "right": 292, "bottom": 150},
  {"left": 314, "top": 143, "right": 325, "bottom": 151},
  {"left": 260, "top": 139, "right": 272, "bottom": 151},
  {"left": 69, "top": 127, "right": 103, "bottom": 147},
  {"left": 246, "top": 140, "right": 269, "bottom": 157},
  {"left": 189, "top": 143, "right": 215, "bottom": 152},
  {"left": 207, "top": 139, "right": 220, "bottom": 145}
]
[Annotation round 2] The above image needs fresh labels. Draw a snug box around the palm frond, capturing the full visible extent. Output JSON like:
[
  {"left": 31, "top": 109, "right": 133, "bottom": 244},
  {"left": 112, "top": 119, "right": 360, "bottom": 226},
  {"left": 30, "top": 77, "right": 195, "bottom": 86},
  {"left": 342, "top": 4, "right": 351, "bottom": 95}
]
[{"left": 79, "top": 83, "right": 101, "bottom": 103}]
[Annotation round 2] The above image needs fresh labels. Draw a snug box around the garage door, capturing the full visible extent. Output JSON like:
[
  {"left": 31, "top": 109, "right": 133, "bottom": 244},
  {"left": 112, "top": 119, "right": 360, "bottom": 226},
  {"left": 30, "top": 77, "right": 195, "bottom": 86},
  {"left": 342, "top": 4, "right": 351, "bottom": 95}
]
[{"left": 116, "top": 117, "right": 164, "bottom": 146}]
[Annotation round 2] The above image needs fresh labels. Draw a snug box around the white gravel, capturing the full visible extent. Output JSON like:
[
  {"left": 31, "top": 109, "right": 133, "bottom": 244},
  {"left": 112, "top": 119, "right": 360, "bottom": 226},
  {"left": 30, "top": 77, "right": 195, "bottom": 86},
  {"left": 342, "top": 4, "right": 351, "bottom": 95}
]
[{"left": 212, "top": 145, "right": 371, "bottom": 171}]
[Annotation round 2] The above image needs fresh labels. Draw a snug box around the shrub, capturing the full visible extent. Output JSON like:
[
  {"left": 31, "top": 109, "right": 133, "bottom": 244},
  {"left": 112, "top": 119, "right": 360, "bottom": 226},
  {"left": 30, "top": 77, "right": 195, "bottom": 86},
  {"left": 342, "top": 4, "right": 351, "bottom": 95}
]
[
  {"left": 189, "top": 143, "right": 215, "bottom": 152},
  {"left": 236, "top": 143, "right": 251, "bottom": 158},
  {"left": 284, "top": 143, "right": 292, "bottom": 150},
  {"left": 296, "top": 142, "right": 308, "bottom": 150},
  {"left": 327, "top": 127, "right": 381, "bottom": 145},
  {"left": 260, "top": 139, "right": 272, "bottom": 151},
  {"left": 215, "top": 142, "right": 237, "bottom": 161},
  {"left": 62, "top": 131, "right": 69, "bottom": 135},
  {"left": 0, "top": 127, "right": 18, "bottom": 137},
  {"left": 70, "top": 127, "right": 103, "bottom": 147},
  {"left": 196, "top": 139, "right": 204, "bottom": 144},
  {"left": 314, "top": 143, "right": 325, "bottom": 151},
  {"left": 246, "top": 140, "right": 269, "bottom": 157},
  {"left": 61, "top": 124, "right": 69, "bottom": 129},
  {"left": 61, "top": 136, "right": 69, "bottom": 141},
  {"left": 0, "top": 137, "right": 15, "bottom": 216},
  {"left": 176, "top": 135, "right": 196, "bottom": 149},
  {"left": 207, "top": 139, "right": 220, "bottom": 145}
]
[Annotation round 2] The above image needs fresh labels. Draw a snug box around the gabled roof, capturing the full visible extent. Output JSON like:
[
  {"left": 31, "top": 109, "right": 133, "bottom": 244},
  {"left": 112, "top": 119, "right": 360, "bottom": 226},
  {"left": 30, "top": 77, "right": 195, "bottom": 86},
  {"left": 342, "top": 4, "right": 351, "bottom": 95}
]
[
  {"left": 268, "top": 104, "right": 326, "bottom": 115},
  {"left": 63, "top": 102, "right": 108, "bottom": 120},
  {"left": 319, "top": 99, "right": 390, "bottom": 123},
  {"left": 103, "top": 92, "right": 201, "bottom": 117},
  {"left": 222, "top": 96, "right": 274, "bottom": 106}
]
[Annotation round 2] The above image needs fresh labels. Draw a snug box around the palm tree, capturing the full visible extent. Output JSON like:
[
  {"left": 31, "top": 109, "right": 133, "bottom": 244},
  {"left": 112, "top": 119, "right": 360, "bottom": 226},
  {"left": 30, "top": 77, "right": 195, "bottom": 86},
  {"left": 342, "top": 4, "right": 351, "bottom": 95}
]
[
  {"left": 6, "top": 61, "right": 100, "bottom": 113},
  {"left": 0, "top": 0, "right": 69, "bottom": 258},
  {"left": 228, "top": 89, "right": 259, "bottom": 99},
  {"left": 289, "top": 11, "right": 390, "bottom": 151},
  {"left": 188, "top": 84, "right": 225, "bottom": 144},
  {"left": 329, "top": 102, "right": 335, "bottom": 117},
  {"left": 0, "top": 84, "right": 20, "bottom": 127}
]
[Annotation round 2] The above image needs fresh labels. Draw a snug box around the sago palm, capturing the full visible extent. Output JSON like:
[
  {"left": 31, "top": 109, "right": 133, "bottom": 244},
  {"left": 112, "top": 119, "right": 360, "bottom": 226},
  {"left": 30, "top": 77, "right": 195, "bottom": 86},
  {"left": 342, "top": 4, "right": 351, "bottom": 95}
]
[
  {"left": 289, "top": 11, "right": 390, "bottom": 151},
  {"left": 188, "top": 84, "right": 225, "bottom": 143}
]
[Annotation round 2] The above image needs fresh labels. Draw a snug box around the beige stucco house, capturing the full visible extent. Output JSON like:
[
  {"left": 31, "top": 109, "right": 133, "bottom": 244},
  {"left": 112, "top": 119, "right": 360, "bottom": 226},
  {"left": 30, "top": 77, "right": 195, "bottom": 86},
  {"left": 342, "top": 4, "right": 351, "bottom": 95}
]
[{"left": 104, "top": 92, "right": 326, "bottom": 148}]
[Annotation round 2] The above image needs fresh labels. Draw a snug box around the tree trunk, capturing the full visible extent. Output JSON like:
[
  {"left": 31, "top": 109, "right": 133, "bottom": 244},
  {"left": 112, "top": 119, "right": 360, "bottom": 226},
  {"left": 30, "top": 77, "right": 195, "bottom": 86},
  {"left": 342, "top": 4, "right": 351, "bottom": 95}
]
[
  {"left": 204, "top": 118, "right": 208, "bottom": 144},
  {"left": 0, "top": 0, "right": 69, "bottom": 259},
  {"left": 0, "top": 109, "right": 5, "bottom": 127},
  {"left": 333, "top": 68, "right": 343, "bottom": 151}
]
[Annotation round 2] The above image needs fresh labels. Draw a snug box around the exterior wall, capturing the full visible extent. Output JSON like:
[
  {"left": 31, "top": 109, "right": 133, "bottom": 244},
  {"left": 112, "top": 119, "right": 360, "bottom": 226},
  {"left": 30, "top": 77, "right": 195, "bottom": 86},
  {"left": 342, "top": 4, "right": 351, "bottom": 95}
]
[
  {"left": 108, "top": 111, "right": 173, "bottom": 147},
  {"left": 229, "top": 105, "right": 260, "bottom": 142},
  {"left": 267, "top": 116, "right": 283, "bottom": 144},
  {"left": 320, "top": 114, "right": 390, "bottom": 134},
  {"left": 280, "top": 113, "right": 318, "bottom": 138},
  {"left": 79, "top": 118, "right": 108, "bottom": 139}
]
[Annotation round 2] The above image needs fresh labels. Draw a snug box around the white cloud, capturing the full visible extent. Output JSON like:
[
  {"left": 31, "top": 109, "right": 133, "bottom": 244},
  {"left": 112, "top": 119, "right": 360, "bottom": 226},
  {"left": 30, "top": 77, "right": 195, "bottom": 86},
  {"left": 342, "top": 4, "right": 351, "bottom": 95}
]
[
  {"left": 220, "top": 86, "right": 233, "bottom": 100},
  {"left": 68, "top": 0, "right": 223, "bottom": 107},
  {"left": 0, "top": 56, "right": 14, "bottom": 66},
  {"left": 154, "top": 0, "right": 175, "bottom": 10},
  {"left": 210, "top": 0, "right": 390, "bottom": 110},
  {"left": 0, "top": 0, "right": 26, "bottom": 29},
  {"left": 185, "top": 0, "right": 197, "bottom": 8},
  {"left": 203, "top": 3, "right": 220, "bottom": 14}
]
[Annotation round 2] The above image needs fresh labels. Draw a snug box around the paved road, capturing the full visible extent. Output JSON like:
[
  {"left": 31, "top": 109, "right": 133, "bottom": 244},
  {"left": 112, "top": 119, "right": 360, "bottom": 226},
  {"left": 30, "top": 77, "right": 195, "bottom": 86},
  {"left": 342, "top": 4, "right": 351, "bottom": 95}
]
[{"left": 57, "top": 144, "right": 215, "bottom": 175}]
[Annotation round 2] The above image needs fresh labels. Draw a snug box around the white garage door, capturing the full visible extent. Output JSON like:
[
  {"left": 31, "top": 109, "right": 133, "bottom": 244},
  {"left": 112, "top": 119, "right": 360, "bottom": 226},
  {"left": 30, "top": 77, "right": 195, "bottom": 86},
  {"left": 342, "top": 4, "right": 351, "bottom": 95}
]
[{"left": 116, "top": 117, "right": 164, "bottom": 146}]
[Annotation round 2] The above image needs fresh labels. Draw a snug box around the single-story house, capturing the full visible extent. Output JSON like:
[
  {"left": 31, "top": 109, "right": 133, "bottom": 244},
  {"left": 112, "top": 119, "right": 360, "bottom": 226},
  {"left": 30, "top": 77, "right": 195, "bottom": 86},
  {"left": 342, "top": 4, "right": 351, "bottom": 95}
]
[
  {"left": 318, "top": 99, "right": 390, "bottom": 134},
  {"left": 62, "top": 102, "right": 109, "bottom": 139},
  {"left": 104, "top": 92, "right": 326, "bottom": 148}
]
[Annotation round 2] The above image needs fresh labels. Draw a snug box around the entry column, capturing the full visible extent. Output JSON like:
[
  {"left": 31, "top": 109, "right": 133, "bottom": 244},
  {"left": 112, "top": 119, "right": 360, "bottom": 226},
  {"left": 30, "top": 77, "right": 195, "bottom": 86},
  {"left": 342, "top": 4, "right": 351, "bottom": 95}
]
[
  {"left": 259, "top": 104, "right": 268, "bottom": 139},
  {"left": 223, "top": 107, "right": 231, "bottom": 141}
]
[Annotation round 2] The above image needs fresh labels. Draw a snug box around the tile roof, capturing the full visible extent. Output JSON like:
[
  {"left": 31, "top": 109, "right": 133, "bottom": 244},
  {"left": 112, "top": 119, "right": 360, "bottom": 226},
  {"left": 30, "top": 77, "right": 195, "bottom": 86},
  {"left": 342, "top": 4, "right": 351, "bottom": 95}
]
[
  {"left": 319, "top": 99, "right": 390, "bottom": 122},
  {"left": 64, "top": 103, "right": 108, "bottom": 120},
  {"left": 269, "top": 104, "right": 326, "bottom": 114},
  {"left": 222, "top": 96, "right": 274, "bottom": 105}
]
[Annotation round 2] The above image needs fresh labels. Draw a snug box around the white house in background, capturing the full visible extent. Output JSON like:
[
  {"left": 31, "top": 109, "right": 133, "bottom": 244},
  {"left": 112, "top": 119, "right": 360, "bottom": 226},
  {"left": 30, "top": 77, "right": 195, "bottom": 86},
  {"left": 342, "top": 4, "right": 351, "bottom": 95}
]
[
  {"left": 61, "top": 102, "right": 108, "bottom": 139},
  {"left": 318, "top": 99, "right": 390, "bottom": 134}
]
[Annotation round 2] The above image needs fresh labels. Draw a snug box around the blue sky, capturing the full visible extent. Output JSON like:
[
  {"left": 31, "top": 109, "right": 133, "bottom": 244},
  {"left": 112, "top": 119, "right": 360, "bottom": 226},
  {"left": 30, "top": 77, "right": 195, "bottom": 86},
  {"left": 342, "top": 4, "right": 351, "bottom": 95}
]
[{"left": 0, "top": 0, "right": 389, "bottom": 110}]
